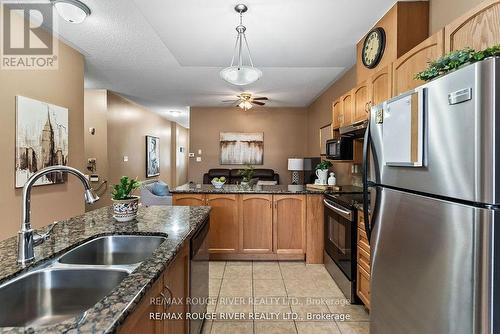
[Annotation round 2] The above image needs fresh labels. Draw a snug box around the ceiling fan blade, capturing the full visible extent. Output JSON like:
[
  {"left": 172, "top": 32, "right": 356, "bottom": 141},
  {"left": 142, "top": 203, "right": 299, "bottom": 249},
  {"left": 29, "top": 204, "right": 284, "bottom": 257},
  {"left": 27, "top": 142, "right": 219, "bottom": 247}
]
[
  {"left": 252, "top": 97, "right": 269, "bottom": 100},
  {"left": 252, "top": 101, "right": 266, "bottom": 106},
  {"left": 222, "top": 100, "right": 238, "bottom": 103}
]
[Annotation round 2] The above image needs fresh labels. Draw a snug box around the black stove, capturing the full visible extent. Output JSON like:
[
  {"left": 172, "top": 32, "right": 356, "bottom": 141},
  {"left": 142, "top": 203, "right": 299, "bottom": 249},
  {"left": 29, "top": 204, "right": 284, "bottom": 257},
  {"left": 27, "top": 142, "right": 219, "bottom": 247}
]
[{"left": 323, "top": 187, "right": 364, "bottom": 304}]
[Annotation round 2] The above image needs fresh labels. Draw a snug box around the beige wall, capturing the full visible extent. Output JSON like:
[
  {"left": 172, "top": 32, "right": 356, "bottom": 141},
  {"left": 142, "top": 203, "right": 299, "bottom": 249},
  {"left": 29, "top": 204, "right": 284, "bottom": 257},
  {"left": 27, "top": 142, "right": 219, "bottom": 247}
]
[
  {"left": 84, "top": 90, "right": 110, "bottom": 209},
  {"left": 189, "top": 107, "right": 308, "bottom": 184},
  {"left": 429, "top": 0, "right": 484, "bottom": 34},
  {"left": 106, "top": 92, "right": 173, "bottom": 200},
  {"left": 0, "top": 28, "right": 85, "bottom": 240}
]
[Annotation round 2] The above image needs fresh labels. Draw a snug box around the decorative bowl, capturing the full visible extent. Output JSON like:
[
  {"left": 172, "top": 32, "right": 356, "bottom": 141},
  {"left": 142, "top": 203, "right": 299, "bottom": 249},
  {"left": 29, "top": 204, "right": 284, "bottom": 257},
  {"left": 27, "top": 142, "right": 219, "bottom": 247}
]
[{"left": 211, "top": 180, "right": 226, "bottom": 189}]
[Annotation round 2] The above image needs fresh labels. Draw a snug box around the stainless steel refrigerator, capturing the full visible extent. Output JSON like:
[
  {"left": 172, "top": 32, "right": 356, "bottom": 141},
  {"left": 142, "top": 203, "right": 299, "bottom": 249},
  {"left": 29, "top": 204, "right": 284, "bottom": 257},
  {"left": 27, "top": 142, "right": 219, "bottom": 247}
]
[{"left": 362, "top": 57, "right": 499, "bottom": 334}]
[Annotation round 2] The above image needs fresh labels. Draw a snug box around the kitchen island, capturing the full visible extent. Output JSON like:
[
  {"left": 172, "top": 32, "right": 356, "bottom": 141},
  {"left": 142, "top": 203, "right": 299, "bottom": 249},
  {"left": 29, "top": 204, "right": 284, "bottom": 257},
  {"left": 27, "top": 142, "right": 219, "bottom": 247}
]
[
  {"left": 0, "top": 205, "right": 210, "bottom": 334},
  {"left": 172, "top": 184, "right": 329, "bottom": 263}
]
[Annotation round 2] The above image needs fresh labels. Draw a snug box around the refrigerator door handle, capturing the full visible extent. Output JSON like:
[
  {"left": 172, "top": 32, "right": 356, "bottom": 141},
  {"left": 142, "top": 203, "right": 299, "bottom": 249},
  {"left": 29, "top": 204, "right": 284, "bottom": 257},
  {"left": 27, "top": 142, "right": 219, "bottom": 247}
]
[{"left": 362, "top": 119, "right": 372, "bottom": 242}]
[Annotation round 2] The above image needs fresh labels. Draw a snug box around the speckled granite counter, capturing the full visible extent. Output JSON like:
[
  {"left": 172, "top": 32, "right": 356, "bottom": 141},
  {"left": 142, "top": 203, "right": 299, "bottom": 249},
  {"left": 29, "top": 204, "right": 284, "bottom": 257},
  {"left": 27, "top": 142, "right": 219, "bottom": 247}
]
[
  {"left": 171, "top": 183, "right": 363, "bottom": 195},
  {"left": 0, "top": 205, "right": 210, "bottom": 333}
]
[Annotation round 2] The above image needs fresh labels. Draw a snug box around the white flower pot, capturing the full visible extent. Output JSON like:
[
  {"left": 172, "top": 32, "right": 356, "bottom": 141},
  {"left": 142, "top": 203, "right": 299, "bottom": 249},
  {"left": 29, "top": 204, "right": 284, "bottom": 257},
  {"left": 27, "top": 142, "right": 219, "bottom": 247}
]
[{"left": 112, "top": 196, "right": 140, "bottom": 222}]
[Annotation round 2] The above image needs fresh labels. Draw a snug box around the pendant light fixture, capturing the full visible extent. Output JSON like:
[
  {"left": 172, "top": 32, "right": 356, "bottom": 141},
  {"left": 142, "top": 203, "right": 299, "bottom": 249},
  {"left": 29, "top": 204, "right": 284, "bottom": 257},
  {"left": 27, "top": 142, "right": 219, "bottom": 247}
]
[{"left": 220, "top": 4, "right": 262, "bottom": 86}]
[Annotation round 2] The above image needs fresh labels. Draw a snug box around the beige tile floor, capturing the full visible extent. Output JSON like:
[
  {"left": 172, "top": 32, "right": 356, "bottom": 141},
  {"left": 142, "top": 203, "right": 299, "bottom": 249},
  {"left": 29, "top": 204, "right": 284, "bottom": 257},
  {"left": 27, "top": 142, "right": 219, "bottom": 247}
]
[{"left": 203, "top": 261, "right": 369, "bottom": 334}]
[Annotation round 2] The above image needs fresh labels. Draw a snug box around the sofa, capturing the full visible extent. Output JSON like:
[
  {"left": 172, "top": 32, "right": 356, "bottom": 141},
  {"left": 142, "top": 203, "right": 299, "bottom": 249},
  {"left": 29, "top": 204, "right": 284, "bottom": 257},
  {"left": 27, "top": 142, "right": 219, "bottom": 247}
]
[
  {"left": 203, "top": 168, "right": 279, "bottom": 184},
  {"left": 140, "top": 180, "right": 172, "bottom": 206}
]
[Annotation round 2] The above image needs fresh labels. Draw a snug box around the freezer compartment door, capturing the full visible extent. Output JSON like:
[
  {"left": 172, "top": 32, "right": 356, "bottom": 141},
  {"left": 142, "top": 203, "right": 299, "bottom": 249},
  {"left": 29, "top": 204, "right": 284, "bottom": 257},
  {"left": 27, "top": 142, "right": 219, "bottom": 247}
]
[
  {"left": 370, "top": 187, "right": 493, "bottom": 334},
  {"left": 369, "top": 58, "right": 499, "bottom": 205}
]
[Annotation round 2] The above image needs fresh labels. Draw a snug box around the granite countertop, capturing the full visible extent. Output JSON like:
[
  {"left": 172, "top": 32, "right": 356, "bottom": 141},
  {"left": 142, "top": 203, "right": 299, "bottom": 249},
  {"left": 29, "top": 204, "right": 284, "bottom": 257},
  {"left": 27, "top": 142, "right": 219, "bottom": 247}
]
[
  {"left": 0, "top": 205, "right": 211, "bottom": 333},
  {"left": 172, "top": 183, "right": 331, "bottom": 194}
]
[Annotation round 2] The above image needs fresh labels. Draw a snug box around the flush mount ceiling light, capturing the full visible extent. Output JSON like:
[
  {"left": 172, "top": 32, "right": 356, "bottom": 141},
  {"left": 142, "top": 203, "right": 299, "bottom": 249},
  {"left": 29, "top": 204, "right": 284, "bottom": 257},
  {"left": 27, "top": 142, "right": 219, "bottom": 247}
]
[
  {"left": 220, "top": 4, "right": 262, "bottom": 86},
  {"left": 168, "top": 111, "right": 181, "bottom": 117},
  {"left": 51, "top": 0, "right": 91, "bottom": 24}
]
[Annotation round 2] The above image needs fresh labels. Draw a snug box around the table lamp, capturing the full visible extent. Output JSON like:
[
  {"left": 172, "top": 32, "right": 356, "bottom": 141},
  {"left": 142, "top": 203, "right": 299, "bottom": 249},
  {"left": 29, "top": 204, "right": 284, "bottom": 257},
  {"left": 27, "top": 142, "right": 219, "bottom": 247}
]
[{"left": 288, "top": 158, "right": 304, "bottom": 185}]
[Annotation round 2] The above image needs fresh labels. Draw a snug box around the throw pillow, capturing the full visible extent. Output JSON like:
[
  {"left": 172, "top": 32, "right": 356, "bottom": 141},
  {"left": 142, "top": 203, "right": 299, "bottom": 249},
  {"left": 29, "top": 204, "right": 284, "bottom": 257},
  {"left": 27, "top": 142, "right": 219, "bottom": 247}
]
[{"left": 152, "top": 181, "right": 169, "bottom": 196}]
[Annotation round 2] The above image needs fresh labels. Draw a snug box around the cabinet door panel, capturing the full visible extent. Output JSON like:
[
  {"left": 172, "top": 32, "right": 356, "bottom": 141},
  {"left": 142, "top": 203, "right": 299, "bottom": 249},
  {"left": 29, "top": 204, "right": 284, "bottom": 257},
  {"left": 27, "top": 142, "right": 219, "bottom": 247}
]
[
  {"left": 369, "top": 65, "right": 392, "bottom": 107},
  {"left": 273, "top": 195, "right": 306, "bottom": 254},
  {"left": 164, "top": 243, "right": 189, "bottom": 334},
  {"left": 118, "top": 275, "right": 164, "bottom": 334},
  {"left": 445, "top": 0, "right": 500, "bottom": 52},
  {"left": 240, "top": 195, "right": 273, "bottom": 253},
  {"left": 207, "top": 194, "right": 239, "bottom": 253},
  {"left": 353, "top": 83, "right": 369, "bottom": 122},
  {"left": 341, "top": 93, "right": 353, "bottom": 126},
  {"left": 332, "top": 99, "right": 342, "bottom": 129},
  {"left": 393, "top": 30, "right": 444, "bottom": 96},
  {"left": 173, "top": 194, "right": 205, "bottom": 206}
]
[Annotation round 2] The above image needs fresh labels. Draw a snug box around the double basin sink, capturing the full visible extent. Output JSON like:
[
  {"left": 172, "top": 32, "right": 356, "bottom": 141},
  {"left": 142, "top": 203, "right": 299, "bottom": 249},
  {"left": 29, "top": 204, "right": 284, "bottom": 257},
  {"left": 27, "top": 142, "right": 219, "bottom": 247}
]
[{"left": 0, "top": 235, "right": 167, "bottom": 328}]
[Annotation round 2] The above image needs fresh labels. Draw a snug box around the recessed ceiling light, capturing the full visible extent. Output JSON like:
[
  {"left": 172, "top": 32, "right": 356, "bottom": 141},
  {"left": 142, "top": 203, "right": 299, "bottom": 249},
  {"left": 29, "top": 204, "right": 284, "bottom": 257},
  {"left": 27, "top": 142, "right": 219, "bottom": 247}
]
[{"left": 51, "top": 0, "right": 91, "bottom": 24}]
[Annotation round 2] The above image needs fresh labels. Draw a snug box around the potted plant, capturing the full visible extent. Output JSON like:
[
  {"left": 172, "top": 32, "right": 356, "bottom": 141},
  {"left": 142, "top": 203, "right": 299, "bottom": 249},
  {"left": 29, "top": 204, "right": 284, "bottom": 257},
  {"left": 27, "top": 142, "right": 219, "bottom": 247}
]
[
  {"left": 238, "top": 164, "right": 255, "bottom": 186},
  {"left": 315, "top": 160, "right": 332, "bottom": 185},
  {"left": 111, "top": 176, "right": 141, "bottom": 222}
]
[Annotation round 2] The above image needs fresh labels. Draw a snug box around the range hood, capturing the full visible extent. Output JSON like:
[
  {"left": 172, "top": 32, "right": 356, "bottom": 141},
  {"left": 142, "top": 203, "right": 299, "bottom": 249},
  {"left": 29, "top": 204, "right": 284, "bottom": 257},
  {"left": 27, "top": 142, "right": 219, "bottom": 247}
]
[{"left": 339, "top": 120, "right": 368, "bottom": 138}]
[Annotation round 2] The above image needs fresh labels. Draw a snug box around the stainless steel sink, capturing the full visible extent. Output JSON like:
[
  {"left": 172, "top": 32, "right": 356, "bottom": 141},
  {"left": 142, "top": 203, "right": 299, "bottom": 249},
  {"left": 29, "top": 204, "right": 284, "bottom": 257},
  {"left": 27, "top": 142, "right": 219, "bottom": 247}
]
[
  {"left": 0, "top": 268, "right": 128, "bottom": 327},
  {"left": 58, "top": 235, "right": 167, "bottom": 265}
]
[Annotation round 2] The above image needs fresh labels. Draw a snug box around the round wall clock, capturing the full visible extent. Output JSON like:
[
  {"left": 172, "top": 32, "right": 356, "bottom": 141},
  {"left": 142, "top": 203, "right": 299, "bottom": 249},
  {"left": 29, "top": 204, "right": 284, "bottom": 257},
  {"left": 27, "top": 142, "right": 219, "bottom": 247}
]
[{"left": 362, "top": 27, "right": 386, "bottom": 69}]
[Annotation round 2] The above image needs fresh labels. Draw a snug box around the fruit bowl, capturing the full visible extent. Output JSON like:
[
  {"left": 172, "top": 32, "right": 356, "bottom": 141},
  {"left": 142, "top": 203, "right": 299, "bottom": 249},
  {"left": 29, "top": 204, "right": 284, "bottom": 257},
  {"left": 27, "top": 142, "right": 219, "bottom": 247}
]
[{"left": 211, "top": 178, "right": 226, "bottom": 189}]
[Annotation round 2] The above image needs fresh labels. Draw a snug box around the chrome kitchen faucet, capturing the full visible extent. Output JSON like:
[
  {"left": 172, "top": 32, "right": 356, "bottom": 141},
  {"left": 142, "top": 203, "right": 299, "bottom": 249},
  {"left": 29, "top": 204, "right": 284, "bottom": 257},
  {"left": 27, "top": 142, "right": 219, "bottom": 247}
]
[{"left": 17, "top": 165, "right": 99, "bottom": 265}]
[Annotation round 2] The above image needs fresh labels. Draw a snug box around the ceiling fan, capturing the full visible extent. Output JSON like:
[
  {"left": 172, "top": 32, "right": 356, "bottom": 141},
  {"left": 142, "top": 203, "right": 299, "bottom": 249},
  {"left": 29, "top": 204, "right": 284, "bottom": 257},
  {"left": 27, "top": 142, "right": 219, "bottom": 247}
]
[{"left": 222, "top": 93, "right": 269, "bottom": 111}]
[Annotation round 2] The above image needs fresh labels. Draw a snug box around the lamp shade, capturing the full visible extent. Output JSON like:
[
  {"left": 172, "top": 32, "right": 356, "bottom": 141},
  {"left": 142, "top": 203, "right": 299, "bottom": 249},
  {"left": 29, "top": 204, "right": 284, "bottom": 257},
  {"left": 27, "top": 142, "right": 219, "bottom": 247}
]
[{"left": 288, "top": 158, "right": 304, "bottom": 171}]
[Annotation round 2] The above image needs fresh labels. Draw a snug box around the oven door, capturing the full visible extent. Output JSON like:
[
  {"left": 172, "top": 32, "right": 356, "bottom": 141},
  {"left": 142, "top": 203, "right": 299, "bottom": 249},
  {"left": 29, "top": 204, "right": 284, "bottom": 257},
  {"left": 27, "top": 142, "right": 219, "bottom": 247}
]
[{"left": 324, "top": 198, "right": 354, "bottom": 279}]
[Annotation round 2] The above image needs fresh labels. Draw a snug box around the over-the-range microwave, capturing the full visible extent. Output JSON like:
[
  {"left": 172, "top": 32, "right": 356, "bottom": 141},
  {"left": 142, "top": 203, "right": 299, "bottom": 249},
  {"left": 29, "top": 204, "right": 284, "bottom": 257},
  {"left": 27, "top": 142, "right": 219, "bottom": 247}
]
[{"left": 326, "top": 138, "right": 353, "bottom": 160}]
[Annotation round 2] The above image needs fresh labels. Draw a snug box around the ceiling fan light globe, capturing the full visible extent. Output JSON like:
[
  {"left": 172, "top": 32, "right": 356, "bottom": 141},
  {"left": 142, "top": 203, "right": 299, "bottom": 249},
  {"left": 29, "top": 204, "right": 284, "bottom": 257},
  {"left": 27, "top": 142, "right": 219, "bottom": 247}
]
[{"left": 220, "top": 66, "right": 262, "bottom": 86}]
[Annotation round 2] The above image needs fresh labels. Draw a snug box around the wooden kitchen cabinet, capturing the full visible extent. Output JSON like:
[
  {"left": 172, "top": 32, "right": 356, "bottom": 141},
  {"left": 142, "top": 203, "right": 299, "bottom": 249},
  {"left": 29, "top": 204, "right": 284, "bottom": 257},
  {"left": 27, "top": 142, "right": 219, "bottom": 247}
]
[
  {"left": 239, "top": 195, "right": 273, "bottom": 254},
  {"left": 118, "top": 277, "right": 164, "bottom": 334},
  {"left": 392, "top": 30, "right": 445, "bottom": 96},
  {"left": 164, "top": 243, "right": 190, "bottom": 334},
  {"left": 341, "top": 92, "right": 353, "bottom": 127},
  {"left": 367, "top": 65, "right": 392, "bottom": 109},
  {"left": 444, "top": 0, "right": 500, "bottom": 53},
  {"left": 356, "top": 210, "right": 371, "bottom": 309},
  {"left": 273, "top": 195, "right": 306, "bottom": 255},
  {"left": 172, "top": 194, "right": 206, "bottom": 206},
  {"left": 332, "top": 99, "right": 342, "bottom": 129},
  {"left": 118, "top": 243, "right": 190, "bottom": 334},
  {"left": 206, "top": 194, "right": 239, "bottom": 254},
  {"left": 352, "top": 81, "right": 369, "bottom": 122}
]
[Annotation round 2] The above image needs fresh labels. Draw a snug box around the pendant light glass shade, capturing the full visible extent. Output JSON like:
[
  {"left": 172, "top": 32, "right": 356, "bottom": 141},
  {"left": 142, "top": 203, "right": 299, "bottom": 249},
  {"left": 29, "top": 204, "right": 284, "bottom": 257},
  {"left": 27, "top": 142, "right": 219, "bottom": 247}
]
[
  {"left": 220, "top": 4, "right": 262, "bottom": 86},
  {"left": 220, "top": 66, "right": 262, "bottom": 86}
]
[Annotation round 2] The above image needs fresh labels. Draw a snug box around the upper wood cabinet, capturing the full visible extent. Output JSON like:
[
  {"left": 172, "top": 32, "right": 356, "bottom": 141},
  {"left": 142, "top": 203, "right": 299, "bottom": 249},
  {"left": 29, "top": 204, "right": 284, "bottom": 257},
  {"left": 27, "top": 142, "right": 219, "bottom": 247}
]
[
  {"left": 206, "top": 194, "right": 239, "bottom": 253},
  {"left": 368, "top": 65, "right": 392, "bottom": 107},
  {"left": 352, "top": 81, "right": 369, "bottom": 122},
  {"left": 357, "top": 1, "right": 429, "bottom": 83},
  {"left": 239, "top": 195, "right": 273, "bottom": 254},
  {"left": 445, "top": 0, "right": 500, "bottom": 52},
  {"left": 273, "top": 195, "right": 306, "bottom": 255},
  {"left": 332, "top": 99, "right": 342, "bottom": 129},
  {"left": 393, "top": 30, "right": 445, "bottom": 96},
  {"left": 173, "top": 194, "right": 205, "bottom": 206},
  {"left": 341, "top": 92, "right": 353, "bottom": 127}
]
